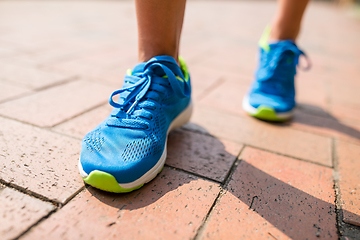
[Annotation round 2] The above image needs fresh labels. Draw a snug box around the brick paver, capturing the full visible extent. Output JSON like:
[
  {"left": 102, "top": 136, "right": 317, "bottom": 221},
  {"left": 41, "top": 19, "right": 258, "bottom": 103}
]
[
  {"left": 0, "top": 81, "right": 30, "bottom": 103},
  {"left": 200, "top": 147, "right": 337, "bottom": 239},
  {"left": 0, "top": 44, "right": 20, "bottom": 59},
  {"left": 167, "top": 129, "right": 243, "bottom": 182},
  {"left": 53, "top": 104, "right": 113, "bottom": 139},
  {"left": 187, "top": 65, "right": 230, "bottom": 100},
  {"left": 0, "top": 185, "right": 54, "bottom": 240},
  {"left": 194, "top": 46, "right": 258, "bottom": 79},
  {"left": 295, "top": 72, "right": 329, "bottom": 112},
  {"left": 198, "top": 78, "right": 250, "bottom": 115},
  {"left": 0, "top": 61, "right": 74, "bottom": 90},
  {"left": 198, "top": 75, "right": 360, "bottom": 145},
  {"left": 22, "top": 168, "right": 220, "bottom": 240},
  {"left": 0, "top": 0, "right": 359, "bottom": 239},
  {"left": 189, "top": 105, "right": 333, "bottom": 166},
  {"left": 0, "top": 117, "right": 83, "bottom": 203},
  {"left": 330, "top": 81, "right": 360, "bottom": 108},
  {"left": 0, "top": 80, "right": 113, "bottom": 127},
  {"left": 337, "top": 140, "right": 360, "bottom": 226},
  {"left": 43, "top": 48, "right": 137, "bottom": 87},
  {"left": 290, "top": 110, "right": 360, "bottom": 145},
  {"left": 331, "top": 103, "right": 360, "bottom": 123}
]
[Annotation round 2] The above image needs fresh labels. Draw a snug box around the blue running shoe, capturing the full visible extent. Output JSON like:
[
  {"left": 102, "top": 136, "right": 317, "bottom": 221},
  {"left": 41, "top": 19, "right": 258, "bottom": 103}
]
[
  {"left": 78, "top": 56, "right": 192, "bottom": 193},
  {"left": 243, "top": 30, "right": 309, "bottom": 121}
]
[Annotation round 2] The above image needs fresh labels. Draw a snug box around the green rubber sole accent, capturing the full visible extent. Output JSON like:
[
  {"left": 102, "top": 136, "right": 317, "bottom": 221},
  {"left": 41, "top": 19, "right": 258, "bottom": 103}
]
[
  {"left": 83, "top": 170, "right": 143, "bottom": 193},
  {"left": 83, "top": 165, "right": 165, "bottom": 193},
  {"left": 249, "top": 106, "right": 289, "bottom": 122}
]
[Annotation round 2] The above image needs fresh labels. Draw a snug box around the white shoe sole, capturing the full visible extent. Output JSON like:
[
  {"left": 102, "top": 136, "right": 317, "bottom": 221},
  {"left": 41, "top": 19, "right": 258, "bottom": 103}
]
[{"left": 242, "top": 95, "right": 293, "bottom": 120}]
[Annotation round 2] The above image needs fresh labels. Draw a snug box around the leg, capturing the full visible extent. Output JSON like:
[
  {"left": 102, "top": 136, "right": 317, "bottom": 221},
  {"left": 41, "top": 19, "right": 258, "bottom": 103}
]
[
  {"left": 270, "top": 0, "right": 310, "bottom": 41},
  {"left": 79, "top": 0, "right": 192, "bottom": 193},
  {"left": 135, "top": 0, "right": 186, "bottom": 63}
]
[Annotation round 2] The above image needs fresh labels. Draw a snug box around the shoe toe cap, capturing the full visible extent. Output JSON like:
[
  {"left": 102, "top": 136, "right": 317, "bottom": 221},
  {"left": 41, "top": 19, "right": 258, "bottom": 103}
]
[
  {"left": 248, "top": 92, "right": 295, "bottom": 113},
  {"left": 79, "top": 130, "right": 163, "bottom": 184}
]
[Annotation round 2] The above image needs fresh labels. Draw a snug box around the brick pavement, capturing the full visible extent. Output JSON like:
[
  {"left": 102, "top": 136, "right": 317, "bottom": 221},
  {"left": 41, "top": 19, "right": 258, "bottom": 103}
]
[{"left": 0, "top": 1, "right": 359, "bottom": 239}]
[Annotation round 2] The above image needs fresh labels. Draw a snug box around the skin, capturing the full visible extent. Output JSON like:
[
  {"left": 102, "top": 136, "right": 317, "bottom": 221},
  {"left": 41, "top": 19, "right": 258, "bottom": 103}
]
[
  {"left": 135, "top": 0, "right": 186, "bottom": 63},
  {"left": 135, "top": 0, "right": 310, "bottom": 63},
  {"left": 269, "top": 0, "right": 310, "bottom": 41}
]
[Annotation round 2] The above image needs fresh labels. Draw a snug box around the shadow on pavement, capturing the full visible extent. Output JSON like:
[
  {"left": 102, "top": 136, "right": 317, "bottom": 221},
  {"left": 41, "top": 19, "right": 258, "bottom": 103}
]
[
  {"left": 293, "top": 103, "right": 360, "bottom": 141},
  {"left": 223, "top": 161, "right": 338, "bottom": 239},
  {"left": 87, "top": 126, "right": 238, "bottom": 209}
]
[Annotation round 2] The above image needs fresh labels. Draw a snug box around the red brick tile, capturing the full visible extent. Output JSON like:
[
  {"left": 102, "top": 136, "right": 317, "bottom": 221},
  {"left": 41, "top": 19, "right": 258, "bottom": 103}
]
[
  {"left": 296, "top": 103, "right": 332, "bottom": 119},
  {"left": 23, "top": 168, "right": 220, "bottom": 240},
  {"left": 183, "top": 1, "right": 272, "bottom": 41},
  {"left": 198, "top": 79, "right": 250, "bottom": 116},
  {"left": 295, "top": 72, "right": 329, "bottom": 112},
  {"left": 331, "top": 103, "right": 360, "bottom": 123},
  {"left": 197, "top": 75, "right": 360, "bottom": 145},
  {"left": 60, "top": 48, "right": 135, "bottom": 70},
  {"left": 199, "top": 72, "right": 328, "bottom": 118},
  {"left": 0, "top": 117, "right": 83, "bottom": 203},
  {"left": 180, "top": 37, "right": 214, "bottom": 66},
  {"left": 200, "top": 147, "right": 336, "bottom": 240},
  {"left": 8, "top": 43, "right": 119, "bottom": 68},
  {"left": 306, "top": 47, "right": 360, "bottom": 82},
  {"left": 53, "top": 104, "right": 112, "bottom": 139},
  {"left": 43, "top": 50, "right": 137, "bottom": 87},
  {"left": 188, "top": 105, "right": 332, "bottom": 166},
  {"left": 330, "top": 81, "right": 360, "bottom": 107},
  {"left": 0, "top": 80, "right": 114, "bottom": 127},
  {"left": 300, "top": 53, "right": 347, "bottom": 81},
  {"left": 0, "top": 61, "right": 74, "bottom": 90},
  {"left": 43, "top": 60, "right": 96, "bottom": 77},
  {"left": 0, "top": 46, "right": 21, "bottom": 58},
  {"left": 167, "top": 129, "right": 243, "bottom": 182},
  {"left": 0, "top": 81, "right": 31, "bottom": 103},
  {"left": 193, "top": 45, "right": 257, "bottom": 79},
  {"left": 188, "top": 65, "right": 225, "bottom": 100},
  {"left": 290, "top": 110, "right": 360, "bottom": 145},
  {"left": 0, "top": 185, "right": 55, "bottom": 240},
  {"left": 321, "top": 67, "right": 360, "bottom": 89},
  {"left": 336, "top": 140, "right": 360, "bottom": 226}
]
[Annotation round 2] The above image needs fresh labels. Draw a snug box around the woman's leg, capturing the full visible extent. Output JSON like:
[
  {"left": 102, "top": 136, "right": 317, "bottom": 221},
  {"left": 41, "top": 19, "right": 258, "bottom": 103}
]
[
  {"left": 135, "top": 0, "right": 187, "bottom": 63},
  {"left": 270, "top": 0, "right": 310, "bottom": 41},
  {"left": 79, "top": 0, "right": 191, "bottom": 194}
]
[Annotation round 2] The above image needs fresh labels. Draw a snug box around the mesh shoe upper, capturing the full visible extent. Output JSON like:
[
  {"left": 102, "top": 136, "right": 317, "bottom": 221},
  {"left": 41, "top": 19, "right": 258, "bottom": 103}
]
[
  {"left": 248, "top": 40, "right": 307, "bottom": 113},
  {"left": 80, "top": 56, "right": 191, "bottom": 184}
]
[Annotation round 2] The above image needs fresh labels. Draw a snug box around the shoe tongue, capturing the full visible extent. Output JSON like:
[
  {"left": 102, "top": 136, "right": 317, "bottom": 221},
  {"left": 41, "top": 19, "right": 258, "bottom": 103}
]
[
  {"left": 268, "top": 39, "right": 295, "bottom": 45},
  {"left": 132, "top": 62, "right": 147, "bottom": 74},
  {"left": 131, "top": 61, "right": 168, "bottom": 77},
  {"left": 268, "top": 40, "right": 297, "bottom": 51},
  {"left": 132, "top": 56, "right": 181, "bottom": 76}
]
